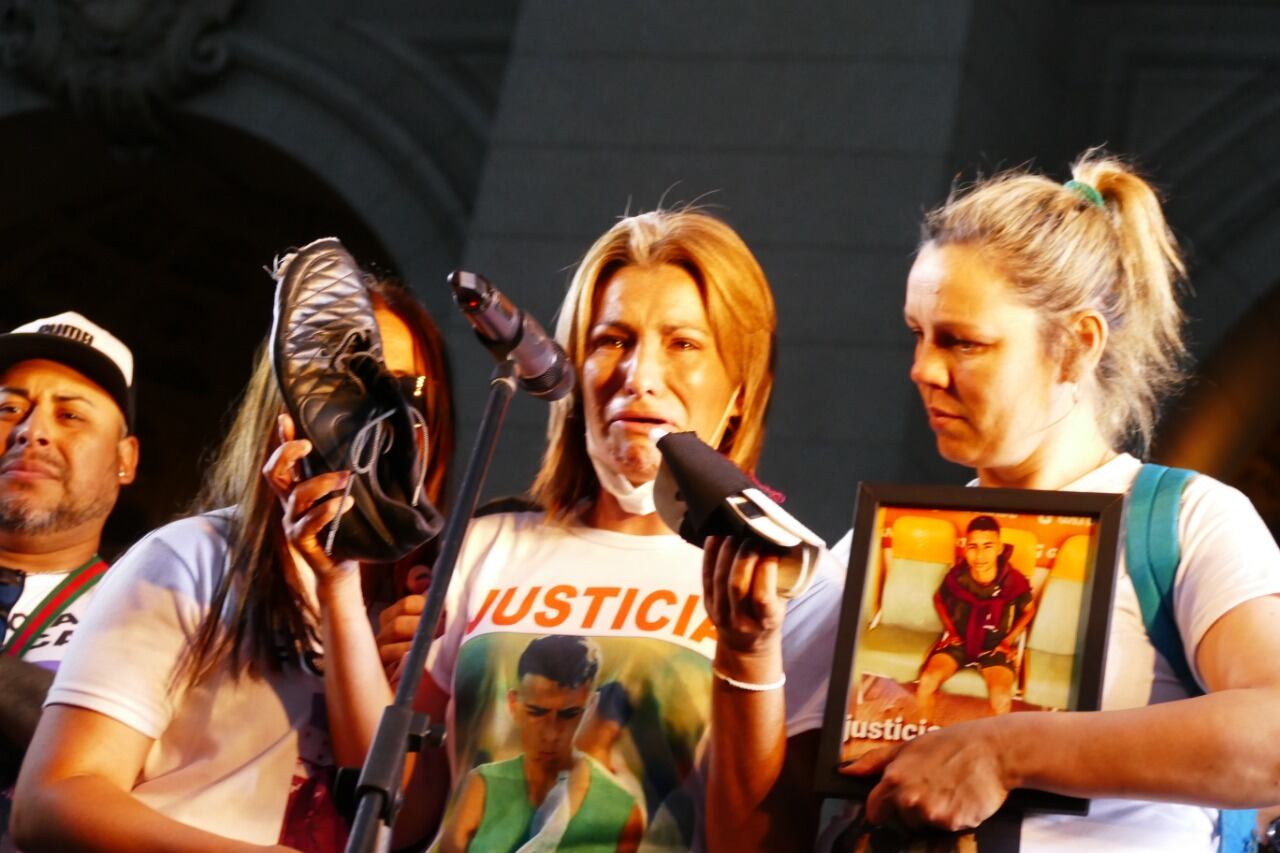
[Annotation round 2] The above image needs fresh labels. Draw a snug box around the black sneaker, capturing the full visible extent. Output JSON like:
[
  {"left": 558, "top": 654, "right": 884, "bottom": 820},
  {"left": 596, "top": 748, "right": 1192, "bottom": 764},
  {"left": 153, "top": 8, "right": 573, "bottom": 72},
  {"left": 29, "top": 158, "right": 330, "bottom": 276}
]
[{"left": 270, "top": 237, "right": 443, "bottom": 563}]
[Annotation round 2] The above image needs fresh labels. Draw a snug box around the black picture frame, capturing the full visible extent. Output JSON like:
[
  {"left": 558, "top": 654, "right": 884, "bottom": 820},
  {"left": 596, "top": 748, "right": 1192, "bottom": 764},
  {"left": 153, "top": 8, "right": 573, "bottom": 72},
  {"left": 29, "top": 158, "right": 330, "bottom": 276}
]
[{"left": 815, "top": 482, "right": 1124, "bottom": 815}]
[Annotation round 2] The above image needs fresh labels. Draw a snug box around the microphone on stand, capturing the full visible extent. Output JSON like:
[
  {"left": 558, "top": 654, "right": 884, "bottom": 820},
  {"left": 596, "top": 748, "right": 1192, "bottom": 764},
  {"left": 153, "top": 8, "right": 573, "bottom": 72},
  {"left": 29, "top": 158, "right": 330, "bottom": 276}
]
[
  {"left": 448, "top": 271, "right": 574, "bottom": 401},
  {"left": 346, "top": 272, "right": 570, "bottom": 853}
]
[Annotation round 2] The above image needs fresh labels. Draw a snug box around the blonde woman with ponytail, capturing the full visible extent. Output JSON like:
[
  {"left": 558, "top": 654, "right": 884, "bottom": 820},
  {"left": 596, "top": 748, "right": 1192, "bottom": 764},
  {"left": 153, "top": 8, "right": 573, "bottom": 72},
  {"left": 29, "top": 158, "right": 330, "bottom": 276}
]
[{"left": 702, "top": 150, "right": 1280, "bottom": 851}]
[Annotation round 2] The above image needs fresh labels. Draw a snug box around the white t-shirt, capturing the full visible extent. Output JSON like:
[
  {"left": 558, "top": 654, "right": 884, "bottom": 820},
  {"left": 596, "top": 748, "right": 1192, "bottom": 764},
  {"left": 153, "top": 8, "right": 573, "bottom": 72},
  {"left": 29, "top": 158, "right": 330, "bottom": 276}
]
[
  {"left": 427, "top": 511, "right": 843, "bottom": 851},
  {"left": 821, "top": 454, "right": 1280, "bottom": 852},
  {"left": 44, "top": 512, "right": 349, "bottom": 851},
  {"left": 2, "top": 564, "right": 103, "bottom": 668}
]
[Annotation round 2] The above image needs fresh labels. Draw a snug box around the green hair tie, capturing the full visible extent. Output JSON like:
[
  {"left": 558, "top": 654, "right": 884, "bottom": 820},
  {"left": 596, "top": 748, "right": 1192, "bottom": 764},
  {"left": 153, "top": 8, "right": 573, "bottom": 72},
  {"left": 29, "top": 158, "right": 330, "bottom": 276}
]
[{"left": 1064, "top": 179, "right": 1105, "bottom": 209}]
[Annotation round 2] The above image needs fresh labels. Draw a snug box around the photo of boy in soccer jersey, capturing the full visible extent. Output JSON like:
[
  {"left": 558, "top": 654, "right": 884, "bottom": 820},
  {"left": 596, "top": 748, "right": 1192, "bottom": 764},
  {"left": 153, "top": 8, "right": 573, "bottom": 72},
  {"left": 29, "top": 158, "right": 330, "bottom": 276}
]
[{"left": 916, "top": 515, "right": 1035, "bottom": 719}]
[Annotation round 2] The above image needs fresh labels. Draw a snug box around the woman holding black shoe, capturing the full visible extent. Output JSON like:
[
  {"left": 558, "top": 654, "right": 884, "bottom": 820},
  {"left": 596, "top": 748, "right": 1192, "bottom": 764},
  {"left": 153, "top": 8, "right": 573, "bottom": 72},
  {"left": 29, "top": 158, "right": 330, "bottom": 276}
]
[
  {"left": 13, "top": 244, "right": 454, "bottom": 853},
  {"left": 376, "top": 208, "right": 843, "bottom": 852}
]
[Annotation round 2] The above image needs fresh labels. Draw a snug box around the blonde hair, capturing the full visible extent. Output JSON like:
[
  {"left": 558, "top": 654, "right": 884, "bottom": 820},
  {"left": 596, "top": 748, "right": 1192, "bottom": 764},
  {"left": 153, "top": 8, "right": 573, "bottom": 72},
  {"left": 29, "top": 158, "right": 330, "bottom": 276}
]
[
  {"left": 531, "top": 209, "right": 776, "bottom": 519},
  {"left": 922, "top": 149, "right": 1187, "bottom": 453}
]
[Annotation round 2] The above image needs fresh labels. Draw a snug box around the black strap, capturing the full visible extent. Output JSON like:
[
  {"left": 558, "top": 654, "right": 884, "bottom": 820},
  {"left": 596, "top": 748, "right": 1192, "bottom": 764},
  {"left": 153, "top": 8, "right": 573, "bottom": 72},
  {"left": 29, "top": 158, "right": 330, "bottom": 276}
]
[{"left": 0, "top": 567, "right": 24, "bottom": 638}]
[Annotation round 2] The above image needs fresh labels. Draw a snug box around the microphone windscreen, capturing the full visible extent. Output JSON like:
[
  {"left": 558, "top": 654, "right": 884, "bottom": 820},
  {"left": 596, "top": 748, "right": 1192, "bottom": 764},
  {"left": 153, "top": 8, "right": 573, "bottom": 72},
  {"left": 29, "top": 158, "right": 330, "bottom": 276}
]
[
  {"left": 653, "top": 432, "right": 825, "bottom": 598},
  {"left": 654, "top": 432, "right": 754, "bottom": 544}
]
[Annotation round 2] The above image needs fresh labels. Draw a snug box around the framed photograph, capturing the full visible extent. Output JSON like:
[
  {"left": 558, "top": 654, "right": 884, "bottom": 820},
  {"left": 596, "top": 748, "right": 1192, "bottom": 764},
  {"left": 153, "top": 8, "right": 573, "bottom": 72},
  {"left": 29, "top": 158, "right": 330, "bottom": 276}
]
[{"left": 815, "top": 482, "right": 1124, "bottom": 815}]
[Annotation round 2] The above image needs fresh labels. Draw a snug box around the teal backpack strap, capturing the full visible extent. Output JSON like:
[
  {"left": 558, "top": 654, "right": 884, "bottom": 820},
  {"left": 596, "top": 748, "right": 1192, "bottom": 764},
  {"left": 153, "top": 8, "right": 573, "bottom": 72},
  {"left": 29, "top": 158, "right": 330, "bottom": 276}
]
[
  {"left": 1220, "top": 810, "right": 1261, "bottom": 853},
  {"left": 1126, "top": 463, "right": 1200, "bottom": 694},
  {"left": 1127, "top": 463, "right": 1257, "bottom": 853}
]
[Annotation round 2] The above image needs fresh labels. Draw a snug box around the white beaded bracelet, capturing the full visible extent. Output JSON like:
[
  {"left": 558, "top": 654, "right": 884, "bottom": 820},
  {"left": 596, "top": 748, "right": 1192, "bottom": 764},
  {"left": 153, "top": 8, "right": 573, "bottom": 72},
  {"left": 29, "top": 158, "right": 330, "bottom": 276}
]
[{"left": 711, "top": 666, "right": 786, "bottom": 692}]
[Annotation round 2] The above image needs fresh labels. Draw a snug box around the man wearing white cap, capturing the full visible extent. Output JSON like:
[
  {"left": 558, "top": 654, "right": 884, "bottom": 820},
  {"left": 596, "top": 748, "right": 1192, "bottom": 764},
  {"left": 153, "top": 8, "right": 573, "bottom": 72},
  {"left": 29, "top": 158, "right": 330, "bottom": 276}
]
[{"left": 0, "top": 311, "right": 138, "bottom": 842}]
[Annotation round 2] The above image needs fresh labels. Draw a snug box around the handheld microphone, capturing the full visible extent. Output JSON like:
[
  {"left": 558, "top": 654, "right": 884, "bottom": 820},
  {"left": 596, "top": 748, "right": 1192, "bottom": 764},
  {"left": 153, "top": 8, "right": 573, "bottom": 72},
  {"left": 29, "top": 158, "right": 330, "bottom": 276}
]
[
  {"left": 448, "top": 271, "right": 575, "bottom": 401},
  {"left": 653, "top": 431, "right": 825, "bottom": 599}
]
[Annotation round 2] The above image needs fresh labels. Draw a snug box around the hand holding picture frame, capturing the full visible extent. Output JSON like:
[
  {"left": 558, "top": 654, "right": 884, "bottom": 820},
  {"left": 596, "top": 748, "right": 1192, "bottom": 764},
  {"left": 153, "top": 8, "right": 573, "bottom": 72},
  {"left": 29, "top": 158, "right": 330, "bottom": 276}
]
[{"left": 815, "top": 482, "right": 1124, "bottom": 815}]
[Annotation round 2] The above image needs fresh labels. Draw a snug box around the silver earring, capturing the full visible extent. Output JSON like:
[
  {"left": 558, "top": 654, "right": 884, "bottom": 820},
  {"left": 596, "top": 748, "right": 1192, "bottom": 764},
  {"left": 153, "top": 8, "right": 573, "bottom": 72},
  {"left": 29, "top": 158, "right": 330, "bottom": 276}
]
[{"left": 117, "top": 470, "right": 126, "bottom": 478}]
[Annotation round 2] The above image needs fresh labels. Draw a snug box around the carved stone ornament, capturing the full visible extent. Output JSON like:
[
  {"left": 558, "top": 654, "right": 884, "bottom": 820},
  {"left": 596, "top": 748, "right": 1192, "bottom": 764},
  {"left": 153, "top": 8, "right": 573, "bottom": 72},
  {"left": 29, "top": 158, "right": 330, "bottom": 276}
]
[{"left": 0, "top": 0, "right": 240, "bottom": 134}]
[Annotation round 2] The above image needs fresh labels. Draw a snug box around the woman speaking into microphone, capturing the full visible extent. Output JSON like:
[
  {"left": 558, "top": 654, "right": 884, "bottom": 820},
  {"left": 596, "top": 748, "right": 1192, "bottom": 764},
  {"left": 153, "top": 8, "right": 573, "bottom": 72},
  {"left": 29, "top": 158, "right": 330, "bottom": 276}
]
[{"left": 378, "top": 208, "right": 841, "bottom": 852}]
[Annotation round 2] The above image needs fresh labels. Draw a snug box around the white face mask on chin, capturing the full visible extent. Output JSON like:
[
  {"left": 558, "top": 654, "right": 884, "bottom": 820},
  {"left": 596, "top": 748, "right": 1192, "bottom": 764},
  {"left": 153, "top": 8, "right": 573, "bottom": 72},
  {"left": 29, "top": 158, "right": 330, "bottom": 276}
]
[
  {"left": 586, "top": 387, "right": 741, "bottom": 518},
  {"left": 585, "top": 426, "right": 659, "bottom": 516}
]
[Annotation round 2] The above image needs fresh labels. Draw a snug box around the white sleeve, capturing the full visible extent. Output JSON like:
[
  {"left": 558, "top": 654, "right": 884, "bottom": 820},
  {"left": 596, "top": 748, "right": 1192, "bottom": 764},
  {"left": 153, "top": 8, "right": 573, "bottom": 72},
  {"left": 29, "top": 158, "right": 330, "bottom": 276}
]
[
  {"left": 1173, "top": 475, "right": 1280, "bottom": 690},
  {"left": 426, "top": 570, "right": 468, "bottom": 695},
  {"left": 44, "top": 517, "right": 223, "bottom": 739},
  {"left": 425, "top": 514, "right": 508, "bottom": 695},
  {"left": 781, "top": 536, "right": 849, "bottom": 736}
]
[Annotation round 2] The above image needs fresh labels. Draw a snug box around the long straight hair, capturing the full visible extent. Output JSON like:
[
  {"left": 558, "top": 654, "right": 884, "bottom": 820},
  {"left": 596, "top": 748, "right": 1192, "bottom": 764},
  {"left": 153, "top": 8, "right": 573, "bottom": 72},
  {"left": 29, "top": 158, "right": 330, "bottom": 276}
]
[
  {"left": 181, "top": 277, "right": 453, "bottom": 685},
  {"left": 531, "top": 209, "right": 777, "bottom": 520}
]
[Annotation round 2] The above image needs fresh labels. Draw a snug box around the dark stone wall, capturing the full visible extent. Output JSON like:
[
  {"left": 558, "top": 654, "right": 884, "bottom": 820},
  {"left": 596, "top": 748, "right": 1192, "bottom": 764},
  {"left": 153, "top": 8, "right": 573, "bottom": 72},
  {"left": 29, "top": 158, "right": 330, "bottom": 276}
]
[
  {"left": 459, "top": 2, "right": 978, "bottom": 539},
  {"left": 460, "top": 1, "right": 1280, "bottom": 540},
  {"left": 1, "top": 1, "right": 1276, "bottom": 545},
  {"left": 0, "top": 0, "right": 521, "bottom": 549}
]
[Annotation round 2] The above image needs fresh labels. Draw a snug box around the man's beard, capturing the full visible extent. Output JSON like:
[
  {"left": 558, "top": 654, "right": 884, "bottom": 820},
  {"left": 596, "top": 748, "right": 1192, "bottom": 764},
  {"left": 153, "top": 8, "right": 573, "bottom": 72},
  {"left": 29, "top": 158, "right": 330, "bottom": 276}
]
[{"left": 0, "top": 486, "right": 117, "bottom": 536}]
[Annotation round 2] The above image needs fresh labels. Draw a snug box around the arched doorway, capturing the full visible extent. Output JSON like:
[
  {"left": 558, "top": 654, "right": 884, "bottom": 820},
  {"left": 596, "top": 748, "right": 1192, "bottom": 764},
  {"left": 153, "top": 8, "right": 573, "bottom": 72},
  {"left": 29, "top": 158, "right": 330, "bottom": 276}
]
[{"left": 0, "top": 109, "right": 395, "bottom": 556}]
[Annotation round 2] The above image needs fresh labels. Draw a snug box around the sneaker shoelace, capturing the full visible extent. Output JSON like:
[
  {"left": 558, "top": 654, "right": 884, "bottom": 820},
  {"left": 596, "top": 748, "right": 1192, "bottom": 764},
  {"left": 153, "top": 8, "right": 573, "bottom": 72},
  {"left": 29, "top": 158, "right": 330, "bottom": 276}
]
[
  {"left": 322, "top": 404, "right": 431, "bottom": 557},
  {"left": 319, "top": 325, "right": 432, "bottom": 557}
]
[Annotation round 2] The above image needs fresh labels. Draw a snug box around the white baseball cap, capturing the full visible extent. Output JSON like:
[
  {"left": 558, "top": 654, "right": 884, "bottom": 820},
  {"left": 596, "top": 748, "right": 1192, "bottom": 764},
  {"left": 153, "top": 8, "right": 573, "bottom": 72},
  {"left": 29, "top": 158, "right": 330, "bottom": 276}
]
[{"left": 0, "top": 311, "right": 135, "bottom": 427}]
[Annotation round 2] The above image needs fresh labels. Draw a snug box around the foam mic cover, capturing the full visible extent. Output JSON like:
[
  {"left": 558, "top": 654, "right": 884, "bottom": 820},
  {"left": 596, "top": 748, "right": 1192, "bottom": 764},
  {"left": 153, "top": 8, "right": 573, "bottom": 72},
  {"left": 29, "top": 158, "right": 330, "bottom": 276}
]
[{"left": 654, "top": 431, "right": 824, "bottom": 598}]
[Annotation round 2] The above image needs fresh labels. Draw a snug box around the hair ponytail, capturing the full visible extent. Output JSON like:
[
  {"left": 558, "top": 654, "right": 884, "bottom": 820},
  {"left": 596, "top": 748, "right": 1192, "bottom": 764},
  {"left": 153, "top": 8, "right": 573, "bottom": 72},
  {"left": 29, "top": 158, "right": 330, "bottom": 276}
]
[{"left": 1071, "top": 152, "right": 1187, "bottom": 448}]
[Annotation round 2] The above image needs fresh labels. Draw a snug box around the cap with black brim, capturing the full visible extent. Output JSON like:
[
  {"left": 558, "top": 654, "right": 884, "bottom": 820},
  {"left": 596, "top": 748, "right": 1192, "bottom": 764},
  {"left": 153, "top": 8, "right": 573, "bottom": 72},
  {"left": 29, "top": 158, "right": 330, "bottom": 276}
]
[{"left": 0, "top": 313, "right": 135, "bottom": 430}]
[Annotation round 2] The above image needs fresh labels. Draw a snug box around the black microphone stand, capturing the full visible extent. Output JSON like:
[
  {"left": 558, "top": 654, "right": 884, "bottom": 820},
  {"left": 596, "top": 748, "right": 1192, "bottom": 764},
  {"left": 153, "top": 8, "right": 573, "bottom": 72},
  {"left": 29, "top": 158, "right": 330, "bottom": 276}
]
[{"left": 344, "top": 358, "right": 517, "bottom": 853}]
